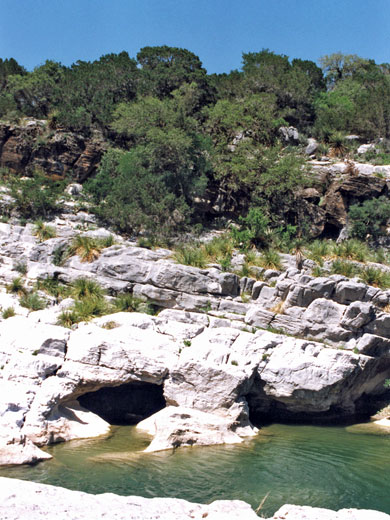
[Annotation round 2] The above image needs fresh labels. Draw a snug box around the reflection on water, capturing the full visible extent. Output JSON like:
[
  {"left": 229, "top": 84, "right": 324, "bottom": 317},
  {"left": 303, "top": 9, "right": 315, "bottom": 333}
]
[{"left": 1, "top": 423, "right": 390, "bottom": 516}]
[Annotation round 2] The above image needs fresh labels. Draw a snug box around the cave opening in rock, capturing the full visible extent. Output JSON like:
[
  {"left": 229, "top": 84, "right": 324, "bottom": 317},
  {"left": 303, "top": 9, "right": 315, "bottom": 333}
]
[
  {"left": 78, "top": 382, "right": 166, "bottom": 425},
  {"left": 320, "top": 222, "right": 342, "bottom": 240}
]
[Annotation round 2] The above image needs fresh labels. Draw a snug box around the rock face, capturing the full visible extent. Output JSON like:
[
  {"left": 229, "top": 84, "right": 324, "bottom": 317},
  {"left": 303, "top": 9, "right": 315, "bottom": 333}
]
[
  {"left": 0, "top": 120, "right": 106, "bottom": 181},
  {"left": 0, "top": 477, "right": 259, "bottom": 520},
  {"left": 269, "top": 504, "right": 390, "bottom": 520},
  {"left": 0, "top": 218, "right": 390, "bottom": 462},
  {"left": 0, "top": 478, "right": 388, "bottom": 520}
]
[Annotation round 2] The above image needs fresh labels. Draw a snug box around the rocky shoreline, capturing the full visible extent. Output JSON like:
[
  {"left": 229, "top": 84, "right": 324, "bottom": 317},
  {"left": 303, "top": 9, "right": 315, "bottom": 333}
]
[
  {"left": 0, "top": 478, "right": 389, "bottom": 520},
  {"left": 0, "top": 202, "right": 389, "bottom": 516}
]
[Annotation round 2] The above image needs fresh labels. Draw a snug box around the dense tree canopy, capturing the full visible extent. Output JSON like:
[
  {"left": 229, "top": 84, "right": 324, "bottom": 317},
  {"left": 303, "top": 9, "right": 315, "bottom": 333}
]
[{"left": 1, "top": 47, "right": 389, "bottom": 235}]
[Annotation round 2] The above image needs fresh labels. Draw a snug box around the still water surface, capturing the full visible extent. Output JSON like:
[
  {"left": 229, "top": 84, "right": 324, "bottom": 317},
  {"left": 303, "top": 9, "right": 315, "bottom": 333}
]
[{"left": 1, "top": 423, "right": 390, "bottom": 517}]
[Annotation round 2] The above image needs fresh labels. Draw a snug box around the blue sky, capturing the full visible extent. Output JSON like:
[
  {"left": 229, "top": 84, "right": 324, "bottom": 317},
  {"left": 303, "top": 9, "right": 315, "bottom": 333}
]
[{"left": 1, "top": 0, "right": 389, "bottom": 73}]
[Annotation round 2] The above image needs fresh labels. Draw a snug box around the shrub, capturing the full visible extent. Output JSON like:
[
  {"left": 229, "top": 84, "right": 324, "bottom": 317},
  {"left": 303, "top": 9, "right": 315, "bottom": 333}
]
[
  {"left": 52, "top": 244, "right": 69, "bottom": 266},
  {"left": 2, "top": 307, "right": 15, "bottom": 319},
  {"left": 20, "top": 291, "right": 46, "bottom": 311},
  {"left": 6, "top": 277, "right": 26, "bottom": 295},
  {"left": 67, "top": 235, "right": 104, "bottom": 263},
  {"left": 8, "top": 172, "right": 65, "bottom": 218},
  {"left": 13, "top": 260, "right": 28, "bottom": 275},
  {"left": 331, "top": 239, "right": 370, "bottom": 262},
  {"left": 330, "top": 259, "right": 358, "bottom": 278},
  {"left": 33, "top": 219, "right": 56, "bottom": 242},
  {"left": 71, "top": 278, "right": 105, "bottom": 300},
  {"left": 348, "top": 196, "right": 390, "bottom": 241},
  {"left": 258, "top": 249, "right": 282, "bottom": 270},
  {"left": 231, "top": 207, "right": 270, "bottom": 250},
  {"left": 174, "top": 244, "right": 207, "bottom": 268}
]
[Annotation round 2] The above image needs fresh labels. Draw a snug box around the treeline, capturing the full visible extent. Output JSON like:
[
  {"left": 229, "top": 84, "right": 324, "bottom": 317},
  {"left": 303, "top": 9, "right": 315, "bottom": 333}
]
[{"left": 1, "top": 47, "right": 390, "bottom": 236}]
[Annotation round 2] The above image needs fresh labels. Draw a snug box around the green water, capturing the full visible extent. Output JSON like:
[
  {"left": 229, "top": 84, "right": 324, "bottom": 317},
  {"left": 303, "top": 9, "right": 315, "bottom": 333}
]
[{"left": 1, "top": 423, "right": 390, "bottom": 516}]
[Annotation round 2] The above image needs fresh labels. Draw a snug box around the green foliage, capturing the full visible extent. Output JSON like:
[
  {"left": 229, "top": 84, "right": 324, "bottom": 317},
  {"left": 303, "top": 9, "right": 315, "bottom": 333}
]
[
  {"left": 231, "top": 208, "right": 270, "bottom": 249},
  {"left": 359, "top": 267, "right": 390, "bottom": 289},
  {"left": 71, "top": 278, "right": 105, "bottom": 301},
  {"left": 13, "top": 260, "right": 28, "bottom": 275},
  {"left": 8, "top": 172, "right": 64, "bottom": 219},
  {"left": 67, "top": 235, "right": 104, "bottom": 263},
  {"left": 19, "top": 291, "right": 46, "bottom": 311},
  {"left": 330, "top": 259, "right": 358, "bottom": 278},
  {"left": 258, "top": 249, "right": 282, "bottom": 270},
  {"left": 2, "top": 306, "right": 15, "bottom": 319},
  {"left": 349, "top": 196, "right": 390, "bottom": 241},
  {"left": 6, "top": 277, "right": 25, "bottom": 295},
  {"left": 33, "top": 219, "right": 56, "bottom": 242},
  {"left": 36, "top": 276, "right": 69, "bottom": 300},
  {"left": 174, "top": 244, "right": 207, "bottom": 268}
]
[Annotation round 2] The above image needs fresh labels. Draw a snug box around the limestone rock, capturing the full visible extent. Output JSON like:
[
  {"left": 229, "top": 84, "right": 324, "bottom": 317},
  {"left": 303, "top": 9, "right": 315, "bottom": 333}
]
[
  {"left": 0, "top": 477, "right": 259, "bottom": 520},
  {"left": 268, "top": 504, "right": 390, "bottom": 520}
]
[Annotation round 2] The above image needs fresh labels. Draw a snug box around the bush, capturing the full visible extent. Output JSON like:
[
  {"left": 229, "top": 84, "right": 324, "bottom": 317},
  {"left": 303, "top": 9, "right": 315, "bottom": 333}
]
[
  {"left": 67, "top": 235, "right": 104, "bottom": 263},
  {"left": 114, "top": 293, "right": 155, "bottom": 314},
  {"left": 33, "top": 219, "right": 56, "bottom": 242},
  {"left": 20, "top": 291, "right": 46, "bottom": 311},
  {"left": 349, "top": 196, "right": 390, "bottom": 241},
  {"left": 36, "top": 276, "right": 69, "bottom": 300},
  {"left": 174, "top": 244, "right": 207, "bottom": 268},
  {"left": 330, "top": 259, "right": 358, "bottom": 278},
  {"left": 6, "top": 277, "right": 25, "bottom": 295},
  {"left": 2, "top": 306, "right": 15, "bottom": 319},
  {"left": 71, "top": 278, "right": 105, "bottom": 300},
  {"left": 8, "top": 172, "right": 65, "bottom": 219},
  {"left": 258, "top": 249, "right": 282, "bottom": 270},
  {"left": 359, "top": 267, "right": 390, "bottom": 289}
]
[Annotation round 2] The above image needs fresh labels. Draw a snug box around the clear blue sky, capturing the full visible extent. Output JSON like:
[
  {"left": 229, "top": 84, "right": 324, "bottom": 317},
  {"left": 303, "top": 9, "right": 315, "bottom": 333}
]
[{"left": 1, "top": 0, "right": 389, "bottom": 73}]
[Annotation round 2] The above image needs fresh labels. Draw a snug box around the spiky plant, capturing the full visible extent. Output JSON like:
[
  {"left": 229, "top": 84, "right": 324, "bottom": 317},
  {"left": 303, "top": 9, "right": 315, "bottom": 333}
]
[
  {"left": 33, "top": 219, "right": 56, "bottom": 242},
  {"left": 6, "top": 277, "right": 26, "bottom": 296},
  {"left": 68, "top": 235, "right": 103, "bottom": 262},
  {"left": 328, "top": 132, "right": 347, "bottom": 158},
  {"left": 71, "top": 278, "right": 105, "bottom": 300},
  {"left": 19, "top": 291, "right": 46, "bottom": 311},
  {"left": 259, "top": 249, "right": 282, "bottom": 270}
]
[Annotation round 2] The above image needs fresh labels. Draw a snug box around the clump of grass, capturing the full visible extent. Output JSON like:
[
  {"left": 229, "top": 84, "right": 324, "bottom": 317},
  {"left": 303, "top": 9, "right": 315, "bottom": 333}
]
[
  {"left": 306, "top": 240, "right": 331, "bottom": 266},
  {"left": 330, "top": 259, "right": 358, "bottom": 278},
  {"left": 6, "top": 277, "right": 26, "bottom": 296},
  {"left": 359, "top": 267, "right": 390, "bottom": 289},
  {"left": 113, "top": 293, "right": 155, "bottom": 314},
  {"left": 72, "top": 297, "right": 110, "bottom": 321},
  {"left": 218, "top": 254, "right": 232, "bottom": 272},
  {"left": 203, "top": 235, "right": 234, "bottom": 261},
  {"left": 174, "top": 244, "right": 207, "bottom": 268},
  {"left": 2, "top": 307, "right": 15, "bottom": 319},
  {"left": 36, "top": 276, "right": 69, "bottom": 300},
  {"left": 71, "top": 277, "right": 105, "bottom": 300},
  {"left": 13, "top": 260, "right": 28, "bottom": 275},
  {"left": 20, "top": 291, "right": 46, "bottom": 311},
  {"left": 137, "top": 236, "right": 155, "bottom": 249},
  {"left": 258, "top": 249, "right": 282, "bottom": 270},
  {"left": 67, "top": 235, "right": 104, "bottom": 262},
  {"left": 33, "top": 219, "right": 56, "bottom": 242},
  {"left": 52, "top": 244, "right": 69, "bottom": 266},
  {"left": 331, "top": 239, "right": 370, "bottom": 263},
  {"left": 311, "top": 265, "right": 324, "bottom": 277},
  {"left": 237, "top": 262, "right": 252, "bottom": 278},
  {"left": 101, "top": 320, "right": 119, "bottom": 330},
  {"left": 57, "top": 310, "right": 80, "bottom": 328}
]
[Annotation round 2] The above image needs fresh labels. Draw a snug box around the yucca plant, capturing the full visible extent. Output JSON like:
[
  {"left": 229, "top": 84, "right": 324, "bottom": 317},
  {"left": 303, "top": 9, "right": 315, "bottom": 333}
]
[
  {"left": 20, "top": 291, "right": 46, "bottom": 311},
  {"left": 306, "top": 240, "right": 331, "bottom": 266},
  {"left": 174, "top": 244, "right": 207, "bottom": 268},
  {"left": 71, "top": 277, "right": 105, "bottom": 300},
  {"left": 259, "top": 249, "right": 282, "bottom": 270},
  {"left": 57, "top": 310, "right": 80, "bottom": 328},
  {"left": 68, "top": 235, "right": 103, "bottom": 262},
  {"left": 33, "top": 219, "right": 56, "bottom": 242},
  {"left": 359, "top": 267, "right": 390, "bottom": 289},
  {"left": 2, "top": 306, "right": 15, "bottom": 319},
  {"left": 72, "top": 297, "right": 111, "bottom": 320},
  {"left": 6, "top": 277, "right": 26, "bottom": 296},
  {"left": 328, "top": 131, "right": 347, "bottom": 158},
  {"left": 114, "top": 293, "right": 153, "bottom": 314},
  {"left": 330, "top": 259, "right": 358, "bottom": 278}
]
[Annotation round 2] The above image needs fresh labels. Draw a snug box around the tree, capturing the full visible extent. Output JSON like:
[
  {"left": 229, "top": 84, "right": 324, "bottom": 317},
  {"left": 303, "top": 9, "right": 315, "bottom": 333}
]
[{"left": 137, "top": 46, "right": 215, "bottom": 106}]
